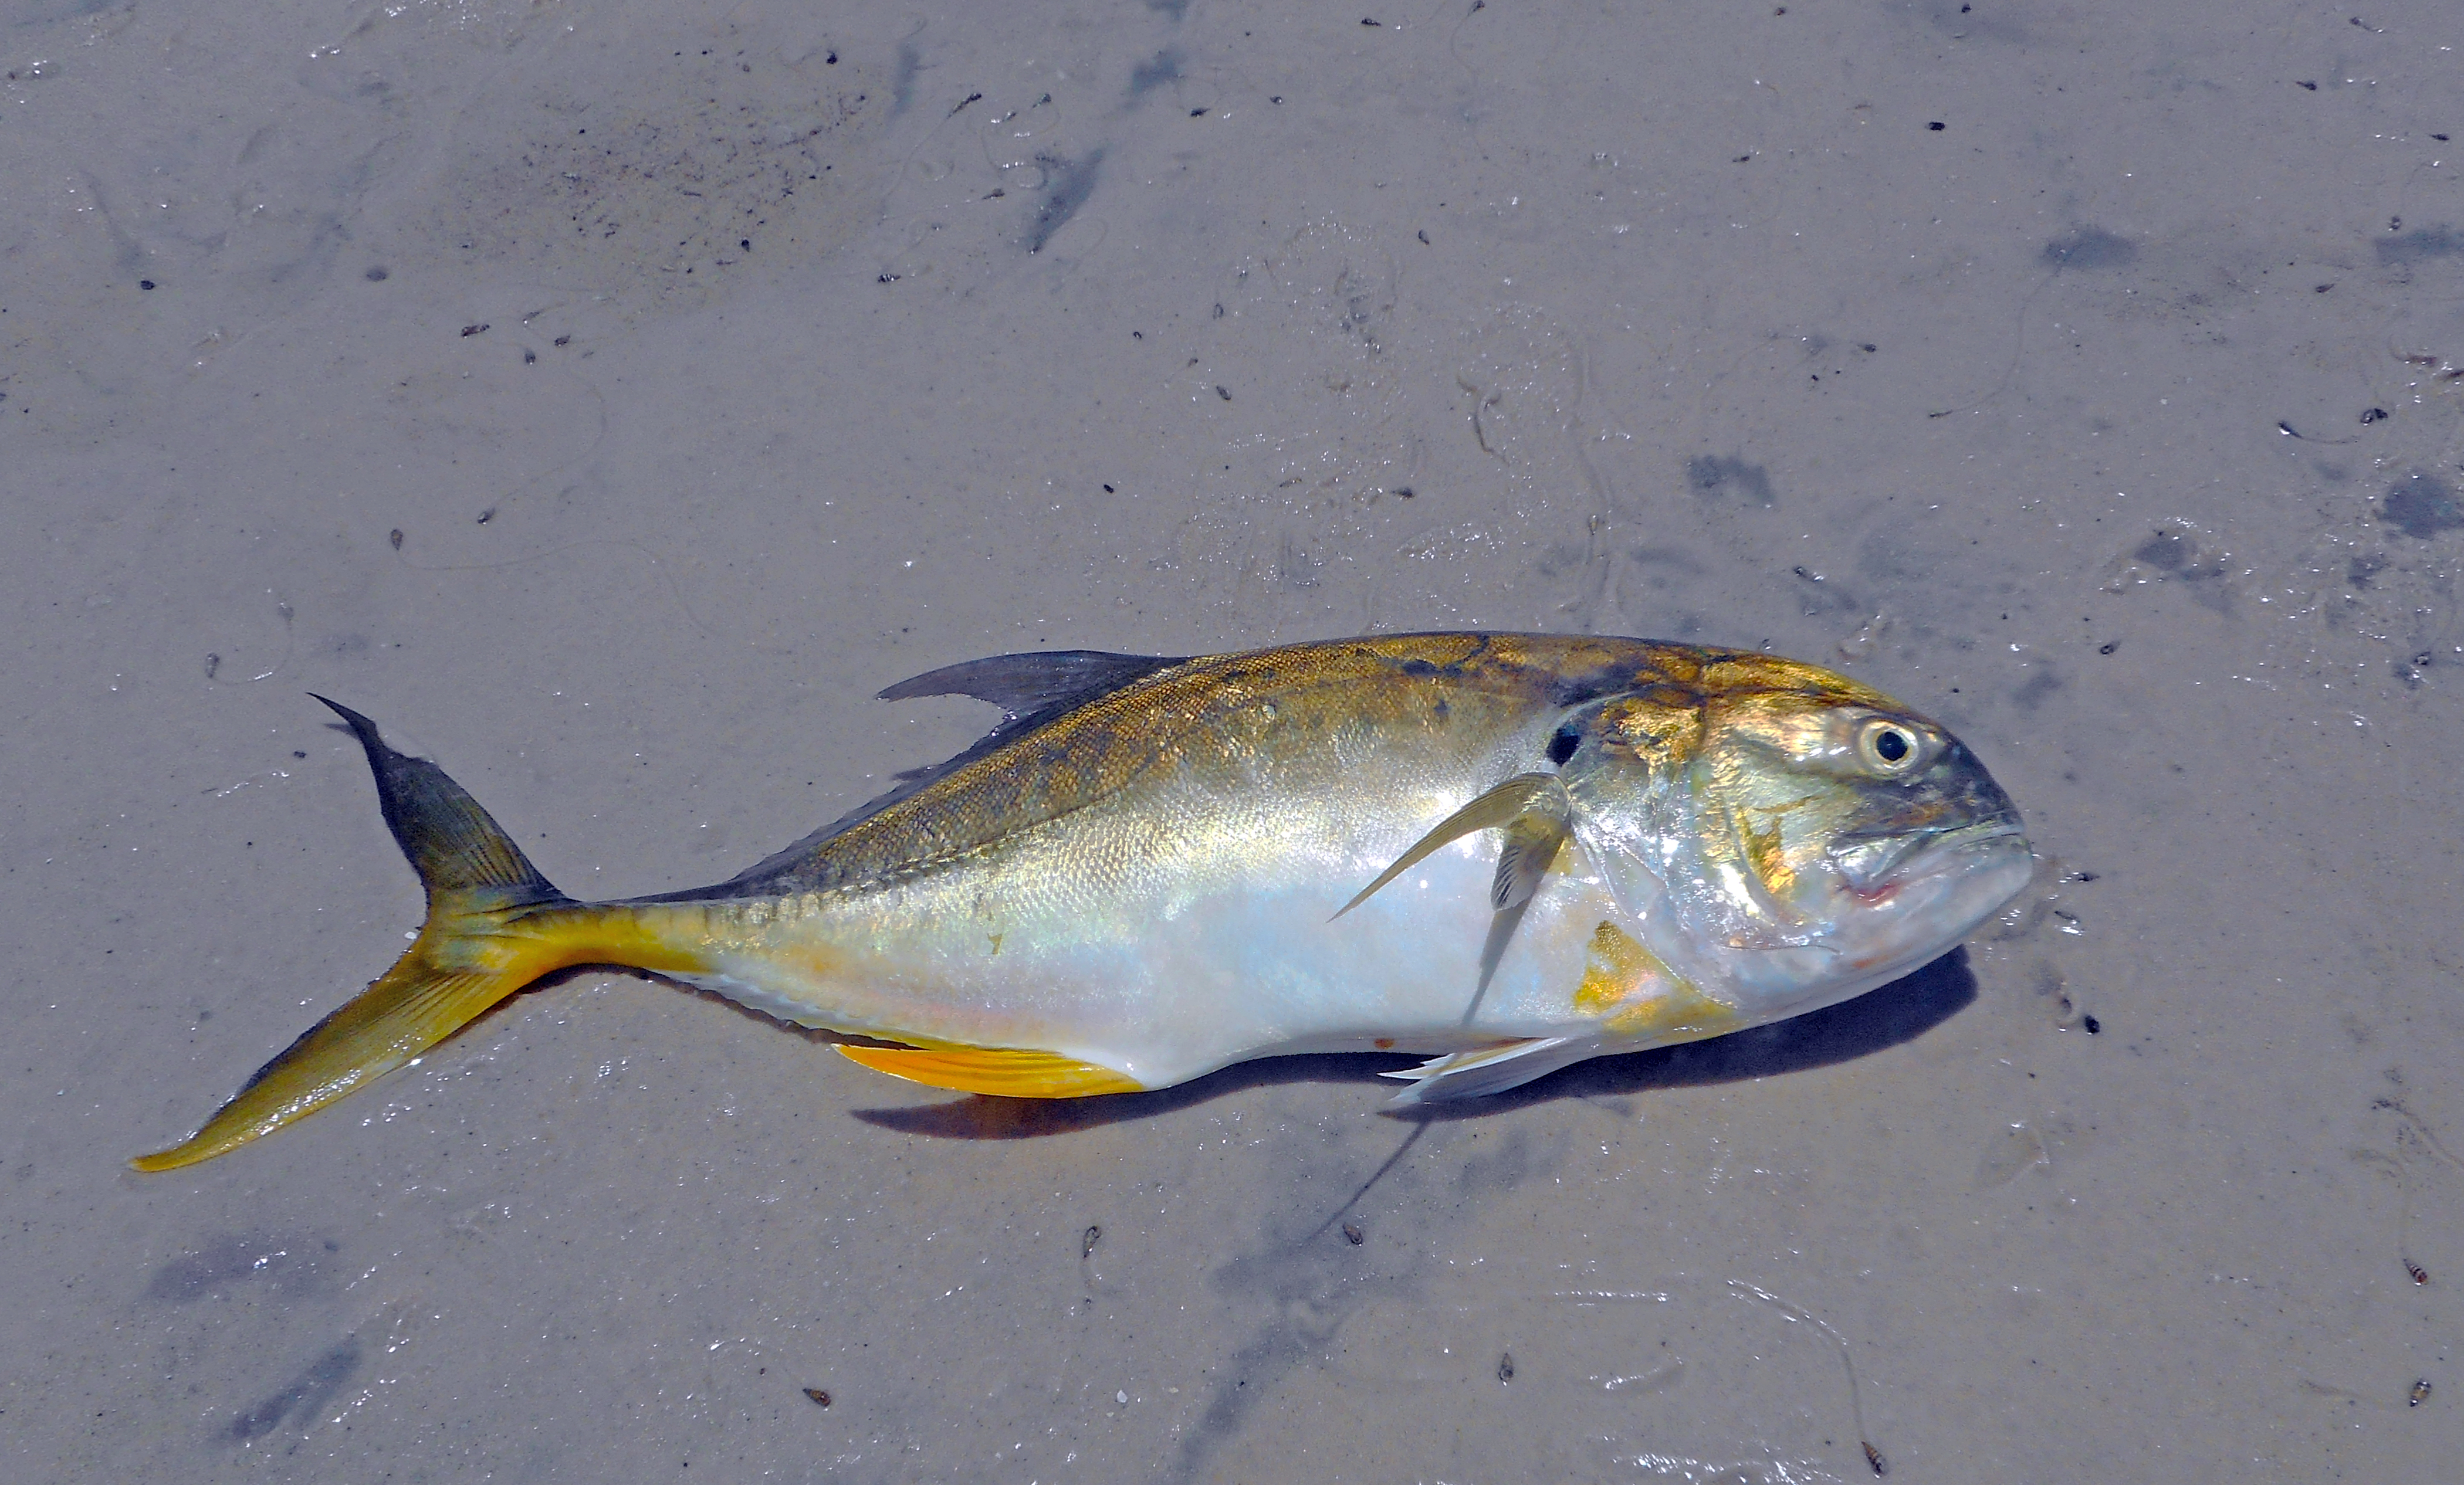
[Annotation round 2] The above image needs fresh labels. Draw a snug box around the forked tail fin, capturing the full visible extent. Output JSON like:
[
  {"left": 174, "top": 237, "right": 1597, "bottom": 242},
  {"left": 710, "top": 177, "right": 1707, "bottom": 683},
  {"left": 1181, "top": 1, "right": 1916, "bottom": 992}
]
[{"left": 131, "top": 699, "right": 581, "bottom": 1172}]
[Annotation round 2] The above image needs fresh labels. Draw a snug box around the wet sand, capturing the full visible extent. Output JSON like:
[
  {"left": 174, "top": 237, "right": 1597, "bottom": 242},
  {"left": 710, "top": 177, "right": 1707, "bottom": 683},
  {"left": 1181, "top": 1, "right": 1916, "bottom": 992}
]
[{"left": 5, "top": 1, "right": 2460, "bottom": 1479}]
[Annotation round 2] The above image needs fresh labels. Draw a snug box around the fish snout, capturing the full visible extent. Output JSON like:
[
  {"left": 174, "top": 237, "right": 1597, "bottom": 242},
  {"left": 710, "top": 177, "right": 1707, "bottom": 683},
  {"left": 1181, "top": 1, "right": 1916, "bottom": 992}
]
[
  {"left": 1942, "top": 742, "right": 2025, "bottom": 835},
  {"left": 1826, "top": 752, "right": 2027, "bottom": 895}
]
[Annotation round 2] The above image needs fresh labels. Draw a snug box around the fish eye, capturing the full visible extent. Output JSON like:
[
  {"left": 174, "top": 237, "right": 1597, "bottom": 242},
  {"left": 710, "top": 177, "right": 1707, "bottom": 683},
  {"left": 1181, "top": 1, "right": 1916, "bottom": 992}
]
[{"left": 1856, "top": 718, "right": 1923, "bottom": 776}]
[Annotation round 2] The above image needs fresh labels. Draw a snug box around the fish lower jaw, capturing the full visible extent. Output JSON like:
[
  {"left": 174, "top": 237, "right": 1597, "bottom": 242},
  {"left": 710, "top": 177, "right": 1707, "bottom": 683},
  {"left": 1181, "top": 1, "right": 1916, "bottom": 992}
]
[
  {"left": 1832, "top": 821, "right": 2029, "bottom": 897},
  {"left": 1849, "top": 835, "right": 2033, "bottom": 930}
]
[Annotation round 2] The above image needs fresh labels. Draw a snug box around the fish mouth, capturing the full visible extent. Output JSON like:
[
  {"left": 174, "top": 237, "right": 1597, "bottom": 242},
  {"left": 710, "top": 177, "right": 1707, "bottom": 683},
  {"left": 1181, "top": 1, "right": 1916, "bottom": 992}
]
[{"left": 1828, "top": 811, "right": 2029, "bottom": 899}]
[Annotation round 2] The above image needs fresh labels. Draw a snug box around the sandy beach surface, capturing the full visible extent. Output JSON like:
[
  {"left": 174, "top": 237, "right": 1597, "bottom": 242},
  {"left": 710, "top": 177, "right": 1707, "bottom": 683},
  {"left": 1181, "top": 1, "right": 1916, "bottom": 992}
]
[{"left": 6, "top": 1, "right": 2460, "bottom": 1479}]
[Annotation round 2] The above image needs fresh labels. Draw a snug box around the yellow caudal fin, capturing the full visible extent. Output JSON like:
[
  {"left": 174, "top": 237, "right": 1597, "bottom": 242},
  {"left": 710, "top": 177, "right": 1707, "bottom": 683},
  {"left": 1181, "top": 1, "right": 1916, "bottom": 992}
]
[
  {"left": 835, "top": 1043, "right": 1144, "bottom": 1098},
  {"left": 132, "top": 699, "right": 590, "bottom": 1172}
]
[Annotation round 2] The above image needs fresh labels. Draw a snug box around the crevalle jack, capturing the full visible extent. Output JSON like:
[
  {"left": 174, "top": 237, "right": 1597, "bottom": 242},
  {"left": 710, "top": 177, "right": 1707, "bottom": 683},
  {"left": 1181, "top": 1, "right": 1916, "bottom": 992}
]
[{"left": 133, "top": 633, "right": 2031, "bottom": 1171}]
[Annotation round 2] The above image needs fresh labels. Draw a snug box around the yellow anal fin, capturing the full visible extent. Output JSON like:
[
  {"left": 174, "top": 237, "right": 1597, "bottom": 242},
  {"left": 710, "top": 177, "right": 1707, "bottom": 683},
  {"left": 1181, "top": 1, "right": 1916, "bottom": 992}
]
[{"left": 835, "top": 1043, "right": 1143, "bottom": 1098}]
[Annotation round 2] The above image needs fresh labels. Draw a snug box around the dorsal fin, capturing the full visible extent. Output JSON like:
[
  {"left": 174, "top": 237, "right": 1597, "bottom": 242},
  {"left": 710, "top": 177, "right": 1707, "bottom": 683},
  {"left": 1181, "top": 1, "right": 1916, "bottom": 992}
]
[
  {"left": 876, "top": 649, "right": 1187, "bottom": 717},
  {"left": 845, "top": 649, "right": 1185, "bottom": 818},
  {"left": 682, "top": 650, "right": 1188, "bottom": 896}
]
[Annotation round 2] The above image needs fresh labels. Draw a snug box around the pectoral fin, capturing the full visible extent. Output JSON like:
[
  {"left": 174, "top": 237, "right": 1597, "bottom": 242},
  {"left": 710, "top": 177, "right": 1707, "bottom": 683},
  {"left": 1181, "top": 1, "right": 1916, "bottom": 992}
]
[
  {"left": 1490, "top": 809, "right": 1569, "bottom": 911},
  {"left": 1335, "top": 772, "right": 1571, "bottom": 919},
  {"left": 835, "top": 1043, "right": 1145, "bottom": 1098},
  {"left": 1379, "top": 1036, "right": 1598, "bottom": 1105},
  {"left": 1339, "top": 773, "right": 1575, "bottom": 1026}
]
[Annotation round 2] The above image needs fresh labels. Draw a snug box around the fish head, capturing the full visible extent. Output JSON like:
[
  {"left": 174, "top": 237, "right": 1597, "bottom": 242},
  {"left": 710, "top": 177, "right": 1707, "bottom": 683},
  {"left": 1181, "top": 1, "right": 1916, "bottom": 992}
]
[{"left": 1563, "top": 653, "right": 2031, "bottom": 1016}]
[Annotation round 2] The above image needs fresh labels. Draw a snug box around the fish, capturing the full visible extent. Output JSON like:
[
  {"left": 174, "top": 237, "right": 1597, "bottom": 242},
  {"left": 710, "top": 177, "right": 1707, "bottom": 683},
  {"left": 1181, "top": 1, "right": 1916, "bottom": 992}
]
[{"left": 131, "top": 632, "right": 2032, "bottom": 1171}]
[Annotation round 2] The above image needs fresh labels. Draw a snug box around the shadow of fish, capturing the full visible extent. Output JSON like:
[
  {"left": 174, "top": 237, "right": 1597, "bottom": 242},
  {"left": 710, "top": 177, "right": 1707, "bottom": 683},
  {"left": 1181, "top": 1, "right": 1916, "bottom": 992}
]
[{"left": 134, "top": 633, "right": 2029, "bottom": 1170}]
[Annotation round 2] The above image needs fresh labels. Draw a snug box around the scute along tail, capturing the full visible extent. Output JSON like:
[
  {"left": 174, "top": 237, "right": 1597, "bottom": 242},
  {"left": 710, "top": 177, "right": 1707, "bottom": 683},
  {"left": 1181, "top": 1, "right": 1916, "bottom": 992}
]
[{"left": 131, "top": 700, "right": 586, "bottom": 1172}]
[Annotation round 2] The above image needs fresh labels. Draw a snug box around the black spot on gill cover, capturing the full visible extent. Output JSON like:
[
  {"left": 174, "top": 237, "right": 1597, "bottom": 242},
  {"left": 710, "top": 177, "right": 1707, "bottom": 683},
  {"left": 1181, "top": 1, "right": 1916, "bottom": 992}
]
[
  {"left": 2041, "top": 228, "right": 2137, "bottom": 269},
  {"left": 1545, "top": 669, "right": 1623, "bottom": 708},
  {"left": 2379, "top": 472, "right": 2464, "bottom": 538},
  {"left": 1546, "top": 725, "right": 1582, "bottom": 767}
]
